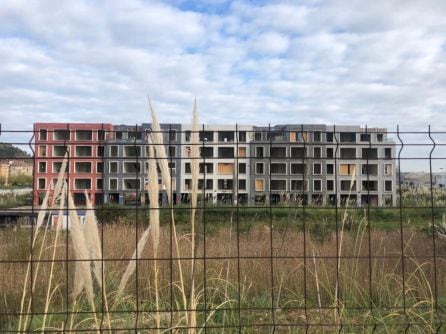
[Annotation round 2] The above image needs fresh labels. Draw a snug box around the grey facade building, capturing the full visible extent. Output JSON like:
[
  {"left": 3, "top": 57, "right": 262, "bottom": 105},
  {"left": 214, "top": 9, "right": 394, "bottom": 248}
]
[
  {"left": 249, "top": 125, "right": 396, "bottom": 206},
  {"left": 96, "top": 122, "right": 397, "bottom": 206},
  {"left": 103, "top": 123, "right": 182, "bottom": 205}
]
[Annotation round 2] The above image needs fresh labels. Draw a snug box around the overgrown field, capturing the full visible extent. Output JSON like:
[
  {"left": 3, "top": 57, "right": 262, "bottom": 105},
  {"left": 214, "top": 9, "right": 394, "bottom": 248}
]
[{"left": 1, "top": 208, "right": 446, "bottom": 333}]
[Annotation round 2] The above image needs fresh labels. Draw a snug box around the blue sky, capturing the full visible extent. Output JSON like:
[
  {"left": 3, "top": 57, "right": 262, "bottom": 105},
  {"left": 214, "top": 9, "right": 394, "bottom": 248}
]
[{"left": 1, "top": 0, "right": 446, "bottom": 170}]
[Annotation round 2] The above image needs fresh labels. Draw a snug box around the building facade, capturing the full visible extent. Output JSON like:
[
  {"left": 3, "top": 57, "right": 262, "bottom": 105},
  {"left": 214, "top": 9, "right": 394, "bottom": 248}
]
[
  {"left": 33, "top": 122, "right": 397, "bottom": 207},
  {"left": 33, "top": 123, "right": 114, "bottom": 206},
  {"left": 102, "top": 123, "right": 182, "bottom": 205},
  {"left": 179, "top": 124, "right": 253, "bottom": 204},
  {"left": 249, "top": 125, "right": 396, "bottom": 206}
]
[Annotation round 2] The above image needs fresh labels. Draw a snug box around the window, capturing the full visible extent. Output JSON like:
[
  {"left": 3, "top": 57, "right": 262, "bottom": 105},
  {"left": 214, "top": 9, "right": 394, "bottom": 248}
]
[
  {"left": 75, "top": 130, "right": 92, "bottom": 141},
  {"left": 54, "top": 129, "right": 70, "bottom": 141},
  {"left": 362, "top": 180, "right": 378, "bottom": 191},
  {"left": 75, "top": 162, "right": 92, "bottom": 173},
  {"left": 239, "top": 179, "right": 246, "bottom": 190},
  {"left": 109, "top": 162, "right": 118, "bottom": 173},
  {"left": 38, "top": 162, "right": 46, "bottom": 173},
  {"left": 255, "top": 132, "right": 262, "bottom": 141},
  {"left": 123, "top": 179, "right": 140, "bottom": 190},
  {"left": 39, "top": 145, "right": 47, "bottom": 157},
  {"left": 38, "top": 178, "right": 46, "bottom": 190},
  {"left": 116, "top": 131, "right": 127, "bottom": 140},
  {"left": 340, "top": 132, "right": 356, "bottom": 143},
  {"left": 341, "top": 180, "right": 356, "bottom": 191},
  {"left": 75, "top": 146, "right": 92, "bottom": 157},
  {"left": 256, "top": 147, "right": 264, "bottom": 158},
  {"left": 326, "top": 148, "right": 333, "bottom": 159},
  {"left": 124, "top": 162, "right": 141, "bottom": 174},
  {"left": 218, "top": 131, "right": 234, "bottom": 142},
  {"left": 218, "top": 147, "right": 234, "bottom": 158},
  {"left": 361, "top": 164, "right": 378, "bottom": 176},
  {"left": 291, "top": 163, "right": 305, "bottom": 174},
  {"left": 256, "top": 163, "right": 264, "bottom": 174},
  {"left": 313, "top": 179, "right": 322, "bottom": 192},
  {"left": 313, "top": 131, "right": 321, "bottom": 142},
  {"left": 270, "top": 180, "right": 286, "bottom": 191},
  {"left": 218, "top": 179, "right": 233, "bottom": 190},
  {"left": 384, "top": 148, "right": 392, "bottom": 159},
  {"left": 185, "top": 131, "right": 191, "bottom": 142},
  {"left": 326, "top": 179, "right": 334, "bottom": 191},
  {"left": 109, "top": 179, "right": 118, "bottom": 190},
  {"left": 255, "top": 178, "right": 265, "bottom": 191},
  {"left": 39, "top": 129, "right": 47, "bottom": 141},
  {"left": 184, "top": 146, "right": 191, "bottom": 158},
  {"left": 199, "top": 163, "right": 213, "bottom": 174},
  {"left": 98, "top": 130, "right": 105, "bottom": 141},
  {"left": 362, "top": 148, "right": 378, "bottom": 159},
  {"left": 199, "top": 131, "right": 213, "bottom": 142},
  {"left": 377, "top": 133, "right": 383, "bottom": 142},
  {"left": 96, "top": 179, "right": 103, "bottom": 190},
  {"left": 200, "top": 147, "right": 213, "bottom": 158},
  {"left": 53, "top": 146, "right": 68, "bottom": 157},
  {"left": 53, "top": 162, "right": 68, "bottom": 173},
  {"left": 169, "top": 129, "right": 177, "bottom": 141},
  {"left": 239, "top": 131, "right": 246, "bottom": 142},
  {"left": 184, "top": 179, "right": 192, "bottom": 190},
  {"left": 270, "top": 147, "right": 286, "bottom": 158},
  {"left": 185, "top": 163, "right": 191, "bottom": 174},
  {"left": 124, "top": 146, "right": 141, "bottom": 157},
  {"left": 291, "top": 180, "right": 307, "bottom": 191},
  {"left": 271, "top": 163, "right": 286, "bottom": 174},
  {"left": 385, "top": 180, "right": 392, "bottom": 192},
  {"left": 238, "top": 163, "right": 246, "bottom": 174},
  {"left": 198, "top": 179, "right": 213, "bottom": 190},
  {"left": 291, "top": 147, "right": 305, "bottom": 159},
  {"left": 168, "top": 146, "right": 176, "bottom": 158},
  {"left": 313, "top": 163, "right": 322, "bottom": 175},
  {"left": 360, "top": 134, "right": 371, "bottom": 142},
  {"left": 97, "top": 162, "right": 103, "bottom": 173},
  {"left": 384, "top": 164, "right": 392, "bottom": 175},
  {"left": 97, "top": 146, "right": 104, "bottom": 157},
  {"left": 340, "top": 148, "right": 356, "bottom": 159},
  {"left": 110, "top": 146, "right": 118, "bottom": 157},
  {"left": 326, "top": 132, "right": 333, "bottom": 142},
  {"left": 340, "top": 164, "right": 356, "bottom": 176},
  {"left": 314, "top": 147, "right": 321, "bottom": 158},
  {"left": 327, "top": 163, "right": 334, "bottom": 175},
  {"left": 75, "top": 179, "right": 91, "bottom": 190},
  {"left": 238, "top": 147, "right": 246, "bottom": 157}
]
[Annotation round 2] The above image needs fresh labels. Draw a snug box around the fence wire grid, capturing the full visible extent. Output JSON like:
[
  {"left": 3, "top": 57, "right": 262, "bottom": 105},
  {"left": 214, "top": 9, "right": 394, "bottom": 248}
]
[{"left": 0, "top": 125, "right": 446, "bottom": 333}]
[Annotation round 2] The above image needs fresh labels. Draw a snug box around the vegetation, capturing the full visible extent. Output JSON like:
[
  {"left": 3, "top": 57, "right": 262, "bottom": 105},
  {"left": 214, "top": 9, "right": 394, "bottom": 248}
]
[{"left": 0, "top": 142, "right": 30, "bottom": 160}]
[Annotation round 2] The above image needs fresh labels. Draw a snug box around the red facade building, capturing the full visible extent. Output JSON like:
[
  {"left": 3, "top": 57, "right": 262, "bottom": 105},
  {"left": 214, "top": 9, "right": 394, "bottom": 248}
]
[{"left": 33, "top": 123, "right": 114, "bottom": 206}]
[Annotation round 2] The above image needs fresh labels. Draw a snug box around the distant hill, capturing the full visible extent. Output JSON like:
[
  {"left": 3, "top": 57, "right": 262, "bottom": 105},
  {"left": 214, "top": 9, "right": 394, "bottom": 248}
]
[{"left": 0, "top": 143, "right": 31, "bottom": 160}]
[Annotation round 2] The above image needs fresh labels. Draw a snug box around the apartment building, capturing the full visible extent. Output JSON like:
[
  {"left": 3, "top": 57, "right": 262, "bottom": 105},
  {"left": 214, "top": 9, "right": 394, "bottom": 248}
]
[
  {"left": 102, "top": 123, "right": 182, "bottom": 205},
  {"left": 33, "top": 123, "right": 114, "bottom": 206},
  {"left": 179, "top": 125, "right": 253, "bottom": 204},
  {"left": 33, "top": 122, "right": 396, "bottom": 207},
  {"left": 249, "top": 125, "right": 396, "bottom": 206}
]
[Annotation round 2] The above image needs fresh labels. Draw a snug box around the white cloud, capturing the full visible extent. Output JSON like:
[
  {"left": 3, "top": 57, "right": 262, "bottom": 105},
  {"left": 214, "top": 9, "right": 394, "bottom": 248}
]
[{"left": 0, "top": 0, "right": 445, "bottom": 171}]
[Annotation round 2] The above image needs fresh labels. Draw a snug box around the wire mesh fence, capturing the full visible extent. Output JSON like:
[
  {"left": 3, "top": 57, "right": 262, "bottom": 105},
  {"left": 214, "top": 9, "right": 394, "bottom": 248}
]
[{"left": 0, "top": 125, "right": 446, "bottom": 333}]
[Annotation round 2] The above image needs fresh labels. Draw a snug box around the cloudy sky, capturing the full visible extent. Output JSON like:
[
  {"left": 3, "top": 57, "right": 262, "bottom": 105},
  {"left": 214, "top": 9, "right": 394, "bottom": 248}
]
[{"left": 1, "top": 0, "right": 446, "bottom": 170}]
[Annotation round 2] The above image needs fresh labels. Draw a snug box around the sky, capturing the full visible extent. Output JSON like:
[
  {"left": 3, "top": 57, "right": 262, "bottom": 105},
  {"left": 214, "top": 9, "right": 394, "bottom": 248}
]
[{"left": 0, "top": 0, "right": 446, "bottom": 170}]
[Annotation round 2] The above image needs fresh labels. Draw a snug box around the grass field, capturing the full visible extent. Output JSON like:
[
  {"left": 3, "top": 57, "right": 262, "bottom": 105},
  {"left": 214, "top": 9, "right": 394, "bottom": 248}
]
[{"left": 1, "top": 204, "right": 445, "bottom": 333}]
